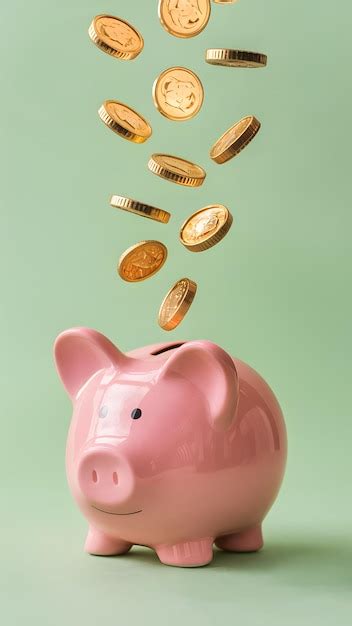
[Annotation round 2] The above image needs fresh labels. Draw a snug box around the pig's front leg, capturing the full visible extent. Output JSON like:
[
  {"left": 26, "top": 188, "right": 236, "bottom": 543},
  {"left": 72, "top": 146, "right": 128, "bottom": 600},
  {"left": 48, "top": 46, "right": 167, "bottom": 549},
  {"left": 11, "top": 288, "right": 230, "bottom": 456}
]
[
  {"left": 156, "top": 538, "right": 213, "bottom": 567},
  {"left": 84, "top": 526, "right": 132, "bottom": 556},
  {"left": 215, "top": 525, "right": 263, "bottom": 553}
]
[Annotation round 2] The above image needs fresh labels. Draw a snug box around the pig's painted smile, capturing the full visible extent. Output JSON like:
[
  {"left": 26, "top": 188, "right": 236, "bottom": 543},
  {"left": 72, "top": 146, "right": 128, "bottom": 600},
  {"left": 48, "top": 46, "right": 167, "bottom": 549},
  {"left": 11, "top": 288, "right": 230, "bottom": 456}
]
[{"left": 92, "top": 505, "right": 142, "bottom": 516}]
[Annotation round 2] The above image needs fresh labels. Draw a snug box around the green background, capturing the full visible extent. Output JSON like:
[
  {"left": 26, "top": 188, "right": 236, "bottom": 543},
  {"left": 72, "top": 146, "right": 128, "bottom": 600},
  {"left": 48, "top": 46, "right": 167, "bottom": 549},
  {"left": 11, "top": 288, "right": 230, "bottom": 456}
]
[{"left": 1, "top": 0, "right": 351, "bottom": 623}]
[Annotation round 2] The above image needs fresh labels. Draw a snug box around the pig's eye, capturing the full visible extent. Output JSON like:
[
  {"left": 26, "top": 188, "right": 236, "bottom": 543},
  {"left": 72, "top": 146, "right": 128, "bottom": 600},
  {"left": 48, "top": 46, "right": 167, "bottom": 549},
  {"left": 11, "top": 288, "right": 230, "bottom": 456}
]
[
  {"left": 131, "top": 408, "right": 142, "bottom": 420},
  {"left": 99, "top": 405, "right": 109, "bottom": 418}
]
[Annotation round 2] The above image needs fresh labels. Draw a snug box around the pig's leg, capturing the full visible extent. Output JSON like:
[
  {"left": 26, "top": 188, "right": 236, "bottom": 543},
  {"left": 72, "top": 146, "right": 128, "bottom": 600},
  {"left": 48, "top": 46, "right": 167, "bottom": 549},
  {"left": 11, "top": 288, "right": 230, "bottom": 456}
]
[
  {"left": 156, "top": 538, "right": 213, "bottom": 567},
  {"left": 215, "top": 526, "right": 263, "bottom": 553},
  {"left": 84, "top": 526, "right": 132, "bottom": 556}
]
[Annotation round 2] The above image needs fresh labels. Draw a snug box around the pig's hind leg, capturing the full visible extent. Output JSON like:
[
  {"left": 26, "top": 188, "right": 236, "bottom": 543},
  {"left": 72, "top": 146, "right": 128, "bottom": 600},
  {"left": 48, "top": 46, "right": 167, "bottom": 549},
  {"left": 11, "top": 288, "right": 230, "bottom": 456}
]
[
  {"left": 156, "top": 537, "right": 214, "bottom": 567},
  {"left": 84, "top": 526, "right": 132, "bottom": 556},
  {"left": 215, "top": 525, "right": 263, "bottom": 553}
]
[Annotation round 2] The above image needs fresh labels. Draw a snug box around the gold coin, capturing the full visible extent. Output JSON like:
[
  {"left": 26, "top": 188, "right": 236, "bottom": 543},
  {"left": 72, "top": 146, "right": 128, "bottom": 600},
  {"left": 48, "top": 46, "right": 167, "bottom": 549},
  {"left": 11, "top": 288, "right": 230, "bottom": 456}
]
[
  {"left": 153, "top": 67, "right": 204, "bottom": 121},
  {"left": 88, "top": 15, "right": 144, "bottom": 60},
  {"left": 180, "top": 204, "right": 233, "bottom": 251},
  {"left": 110, "top": 195, "right": 170, "bottom": 224},
  {"left": 206, "top": 49, "right": 267, "bottom": 68},
  {"left": 158, "top": 0, "right": 211, "bottom": 38},
  {"left": 158, "top": 278, "right": 197, "bottom": 331},
  {"left": 148, "top": 154, "right": 206, "bottom": 187},
  {"left": 98, "top": 100, "right": 152, "bottom": 143},
  {"left": 118, "top": 241, "right": 168, "bottom": 282},
  {"left": 210, "top": 115, "right": 260, "bottom": 164},
  {"left": 213, "top": 0, "right": 238, "bottom": 4}
]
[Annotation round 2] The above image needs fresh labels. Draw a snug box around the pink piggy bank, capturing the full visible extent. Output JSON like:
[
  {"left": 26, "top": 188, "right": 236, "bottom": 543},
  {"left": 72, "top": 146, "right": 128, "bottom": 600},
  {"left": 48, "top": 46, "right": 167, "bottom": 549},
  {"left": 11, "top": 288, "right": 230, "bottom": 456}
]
[{"left": 54, "top": 327, "right": 287, "bottom": 567}]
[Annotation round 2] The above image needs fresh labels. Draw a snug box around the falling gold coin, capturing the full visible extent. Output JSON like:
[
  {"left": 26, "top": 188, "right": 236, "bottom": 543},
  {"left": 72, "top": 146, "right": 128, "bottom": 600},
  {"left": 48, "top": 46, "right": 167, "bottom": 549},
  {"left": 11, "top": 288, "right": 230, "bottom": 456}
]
[
  {"left": 88, "top": 15, "right": 144, "bottom": 60},
  {"left": 148, "top": 154, "right": 206, "bottom": 187},
  {"left": 180, "top": 204, "right": 233, "bottom": 251},
  {"left": 158, "top": 278, "right": 197, "bottom": 331},
  {"left": 118, "top": 241, "right": 168, "bottom": 282},
  {"left": 110, "top": 195, "right": 170, "bottom": 223},
  {"left": 206, "top": 49, "right": 267, "bottom": 68},
  {"left": 210, "top": 115, "right": 260, "bottom": 164},
  {"left": 153, "top": 67, "right": 204, "bottom": 121},
  {"left": 158, "top": 0, "right": 211, "bottom": 38},
  {"left": 99, "top": 100, "right": 152, "bottom": 144}
]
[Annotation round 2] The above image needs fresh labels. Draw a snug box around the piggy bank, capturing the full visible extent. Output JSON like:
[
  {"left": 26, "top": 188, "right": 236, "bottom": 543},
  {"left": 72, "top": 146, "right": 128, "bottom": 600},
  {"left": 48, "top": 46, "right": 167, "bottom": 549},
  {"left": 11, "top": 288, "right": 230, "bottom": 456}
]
[{"left": 54, "top": 327, "right": 287, "bottom": 567}]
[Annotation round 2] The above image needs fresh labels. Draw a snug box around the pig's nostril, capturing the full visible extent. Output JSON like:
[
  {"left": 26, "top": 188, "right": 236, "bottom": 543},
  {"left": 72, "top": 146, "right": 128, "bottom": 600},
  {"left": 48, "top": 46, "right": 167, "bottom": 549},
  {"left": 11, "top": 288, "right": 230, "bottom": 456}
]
[
  {"left": 92, "top": 470, "right": 98, "bottom": 483},
  {"left": 112, "top": 471, "right": 118, "bottom": 485}
]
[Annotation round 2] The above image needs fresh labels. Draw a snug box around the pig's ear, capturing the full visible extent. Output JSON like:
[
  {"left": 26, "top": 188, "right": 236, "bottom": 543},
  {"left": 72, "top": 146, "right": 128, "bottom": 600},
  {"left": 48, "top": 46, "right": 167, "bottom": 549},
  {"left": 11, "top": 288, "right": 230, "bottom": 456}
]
[
  {"left": 54, "top": 327, "right": 125, "bottom": 399},
  {"left": 158, "top": 341, "right": 239, "bottom": 431}
]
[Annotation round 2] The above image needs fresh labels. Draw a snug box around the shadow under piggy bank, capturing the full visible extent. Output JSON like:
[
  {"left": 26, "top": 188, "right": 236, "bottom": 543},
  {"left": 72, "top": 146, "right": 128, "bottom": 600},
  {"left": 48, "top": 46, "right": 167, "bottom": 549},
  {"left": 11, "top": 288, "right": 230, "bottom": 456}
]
[{"left": 117, "top": 533, "right": 352, "bottom": 592}]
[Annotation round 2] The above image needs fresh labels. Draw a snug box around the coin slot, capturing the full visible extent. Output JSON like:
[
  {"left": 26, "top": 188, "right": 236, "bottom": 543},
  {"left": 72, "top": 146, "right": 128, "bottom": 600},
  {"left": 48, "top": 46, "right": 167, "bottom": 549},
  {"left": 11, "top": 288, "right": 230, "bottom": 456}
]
[{"left": 151, "top": 342, "right": 185, "bottom": 356}]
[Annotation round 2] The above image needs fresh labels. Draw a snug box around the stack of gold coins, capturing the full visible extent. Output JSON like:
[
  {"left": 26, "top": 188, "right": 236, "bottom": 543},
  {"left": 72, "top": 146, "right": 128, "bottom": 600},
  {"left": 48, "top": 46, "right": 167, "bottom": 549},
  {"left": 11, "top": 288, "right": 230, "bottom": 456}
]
[{"left": 88, "top": 3, "right": 266, "bottom": 331}]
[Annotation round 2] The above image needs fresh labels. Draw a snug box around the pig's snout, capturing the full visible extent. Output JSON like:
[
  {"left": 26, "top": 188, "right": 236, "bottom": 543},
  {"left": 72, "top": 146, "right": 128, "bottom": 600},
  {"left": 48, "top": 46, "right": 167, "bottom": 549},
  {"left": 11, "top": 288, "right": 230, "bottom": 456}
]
[{"left": 77, "top": 447, "right": 135, "bottom": 507}]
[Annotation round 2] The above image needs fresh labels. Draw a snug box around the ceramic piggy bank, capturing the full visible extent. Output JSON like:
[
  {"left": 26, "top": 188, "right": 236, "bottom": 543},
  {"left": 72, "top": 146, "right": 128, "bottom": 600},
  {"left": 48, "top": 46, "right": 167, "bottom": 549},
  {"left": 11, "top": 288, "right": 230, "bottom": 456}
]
[{"left": 54, "top": 327, "right": 287, "bottom": 567}]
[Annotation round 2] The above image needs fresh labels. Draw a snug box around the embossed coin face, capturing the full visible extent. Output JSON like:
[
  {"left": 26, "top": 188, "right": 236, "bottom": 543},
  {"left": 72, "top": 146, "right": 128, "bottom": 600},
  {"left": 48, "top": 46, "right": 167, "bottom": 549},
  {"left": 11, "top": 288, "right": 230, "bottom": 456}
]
[
  {"left": 118, "top": 241, "right": 167, "bottom": 282},
  {"left": 99, "top": 100, "right": 152, "bottom": 143},
  {"left": 148, "top": 153, "right": 206, "bottom": 186},
  {"left": 153, "top": 67, "right": 204, "bottom": 121},
  {"left": 158, "top": 278, "right": 197, "bottom": 330},
  {"left": 180, "top": 204, "right": 232, "bottom": 251},
  {"left": 89, "top": 15, "right": 144, "bottom": 59},
  {"left": 158, "top": 0, "right": 211, "bottom": 38}
]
